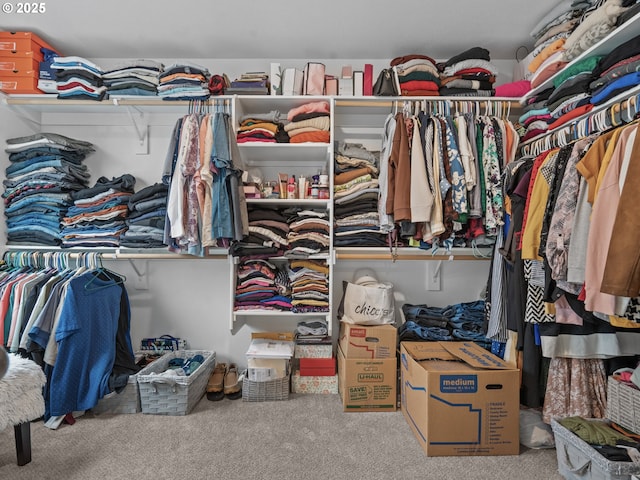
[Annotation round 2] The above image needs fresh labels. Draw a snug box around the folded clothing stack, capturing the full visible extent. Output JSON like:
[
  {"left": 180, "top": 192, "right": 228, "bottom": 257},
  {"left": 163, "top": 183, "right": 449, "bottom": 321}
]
[
  {"left": 438, "top": 47, "right": 497, "bottom": 97},
  {"left": 284, "top": 101, "right": 331, "bottom": 144},
  {"left": 102, "top": 59, "right": 164, "bottom": 97},
  {"left": 285, "top": 208, "right": 330, "bottom": 257},
  {"left": 158, "top": 62, "right": 210, "bottom": 100},
  {"left": 390, "top": 54, "right": 440, "bottom": 96},
  {"left": 236, "top": 110, "right": 287, "bottom": 144},
  {"left": 60, "top": 174, "right": 136, "bottom": 248},
  {"left": 333, "top": 142, "right": 387, "bottom": 248},
  {"left": 289, "top": 259, "right": 329, "bottom": 314},
  {"left": 120, "top": 182, "right": 168, "bottom": 248},
  {"left": 234, "top": 257, "right": 292, "bottom": 312},
  {"left": 3, "top": 133, "right": 93, "bottom": 246},
  {"left": 51, "top": 55, "right": 106, "bottom": 100}
]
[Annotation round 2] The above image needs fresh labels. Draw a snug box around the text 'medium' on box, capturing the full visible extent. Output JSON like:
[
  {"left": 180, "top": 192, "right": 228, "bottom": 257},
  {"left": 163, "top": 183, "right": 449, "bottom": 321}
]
[{"left": 400, "top": 341, "right": 520, "bottom": 457}]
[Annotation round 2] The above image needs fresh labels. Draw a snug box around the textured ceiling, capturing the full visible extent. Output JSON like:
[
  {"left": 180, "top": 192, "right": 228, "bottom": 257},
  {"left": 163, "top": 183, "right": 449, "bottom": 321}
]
[{"left": 1, "top": 0, "right": 560, "bottom": 62}]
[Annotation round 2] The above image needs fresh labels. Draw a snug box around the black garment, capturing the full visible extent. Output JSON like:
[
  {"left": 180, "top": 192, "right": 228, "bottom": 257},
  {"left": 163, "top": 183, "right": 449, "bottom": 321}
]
[
  {"left": 546, "top": 72, "right": 593, "bottom": 105},
  {"left": 593, "top": 33, "right": 640, "bottom": 77},
  {"left": 444, "top": 46, "right": 491, "bottom": 67},
  {"left": 71, "top": 174, "right": 137, "bottom": 200}
]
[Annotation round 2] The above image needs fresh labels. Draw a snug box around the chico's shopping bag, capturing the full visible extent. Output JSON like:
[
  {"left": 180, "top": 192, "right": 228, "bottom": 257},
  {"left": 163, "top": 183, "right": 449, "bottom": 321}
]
[{"left": 337, "top": 273, "right": 395, "bottom": 325}]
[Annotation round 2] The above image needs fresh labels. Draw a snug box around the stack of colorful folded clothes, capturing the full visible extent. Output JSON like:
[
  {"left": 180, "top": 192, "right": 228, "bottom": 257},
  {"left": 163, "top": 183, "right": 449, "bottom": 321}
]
[
  {"left": 234, "top": 258, "right": 292, "bottom": 312},
  {"left": 438, "top": 47, "right": 497, "bottom": 97},
  {"left": 333, "top": 142, "right": 387, "bottom": 247},
  {"left": 236, "top": 110, "right": 286, "bottom": 144},
  {"left": 102, "top": 59, "right": 163, "bottom": 97},
  {"left": 3, "top": 133, "right": 93, "bottom": 246},
  {"left": 284, "top": 101, "right": 330, "bottom": 144},
  {"left": 60, "top": 174, "right": 136, "bottom": 248},
  {"left": 288, "top": 259, "right": 329, "bottom": 313},
  {"left": 51, "top": 56, "right": 106, "bottom": 100},
  {"left": 157, "top": 62, "right": 210, "bottom": 100},
  {"left": 589, "top": 32, "right": 640, "bottom": 107},
  {"left": 390, "top": 54, "right": 440, "bottom": 96}
]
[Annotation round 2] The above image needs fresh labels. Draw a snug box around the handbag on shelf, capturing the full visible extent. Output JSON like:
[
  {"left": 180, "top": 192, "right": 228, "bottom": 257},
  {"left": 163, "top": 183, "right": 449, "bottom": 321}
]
[{"left": 373, "top": 68, "right": 398, "bottom": 96}]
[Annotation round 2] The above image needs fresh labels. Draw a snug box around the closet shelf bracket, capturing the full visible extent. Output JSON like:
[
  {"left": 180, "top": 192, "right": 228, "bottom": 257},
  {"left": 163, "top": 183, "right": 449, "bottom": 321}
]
[
  {"left": 127, "top": 258, "right": 148, "bottom": 290},
  {"left": 2, "top": 96, "right": 41, "bottom": 129},
  {"left": 124, "top": 105, "right": 149, "bottom": 155}
]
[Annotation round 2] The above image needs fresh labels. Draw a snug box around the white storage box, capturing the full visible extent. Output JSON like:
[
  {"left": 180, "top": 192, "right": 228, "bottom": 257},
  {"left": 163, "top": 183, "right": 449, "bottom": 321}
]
[{"left": 551, "top": 418, "right": 640, "bottom": 480}]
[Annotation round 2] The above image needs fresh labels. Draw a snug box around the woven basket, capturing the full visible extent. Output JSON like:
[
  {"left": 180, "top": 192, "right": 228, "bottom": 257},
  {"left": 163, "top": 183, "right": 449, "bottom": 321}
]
[
  {"left": 92, "top": 352, "right": 165, "bottom": 415},
  {"left": 605, "top": 375, "right": 640, "bottom": 434},
  {"left": 137, "top": 350, "right": 215, "bottom": 415},
  {"left": 242, "top": 374, "right": 290, "bottom": 402}
]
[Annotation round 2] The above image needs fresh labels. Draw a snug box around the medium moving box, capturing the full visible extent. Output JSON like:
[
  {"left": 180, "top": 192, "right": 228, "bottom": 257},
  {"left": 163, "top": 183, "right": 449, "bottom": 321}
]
[
  {"left": 400, "top": 341, "right": 520, "bottom": 456},
  {"left": 337, "top": 345, "right": 396, "bottom": 412},
  {"left": 338, "top": 323, "right": 396, "bottom": 359}
]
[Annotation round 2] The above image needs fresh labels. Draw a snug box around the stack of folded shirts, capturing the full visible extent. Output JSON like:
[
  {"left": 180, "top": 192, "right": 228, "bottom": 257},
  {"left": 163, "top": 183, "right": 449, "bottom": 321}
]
[
  {"left": 520, "top": 86, "right": 555, "bottom": 141},
  {"left": 561, "top": 0, "right": 628, "bottom": 62},
  {"left": 246, "top": 205, "right": 289, "bottom": 249},
  {"left": 234, "top": 258, "right": 292, "bottom": 311},
  {"left": 438, "top": 47, "right": 497, "bottom": 97},
  {"left": 288, "top": 259, "right": 329, "bottom": 313},
  {"left": 51, "top": 56, "right": 106, "bottom": 100},
  {"left": 102, "top": 59, "right": 164, "bottom": 97},
  {"left": 524, "top": 0, "right": 592, "bottom": 85},
  {"left": 285, "top": 208, "right": 330, "bottom": 257},
  {"left": 120, "top": 182, "right": 168, "bottom": 248},
  {"left": 284, "top": 101, "right": 330, "bottom": 144},
  {"left": 333, "top": 142, "right": 387, "bottom": 247},
  {"left": 390, "top": 54, "right": 440, "bottom": 96},
  {"left": 236, "top": 110, "right": 287, "bottom": 144},
  {"left": 157, "top": 62, "right": 210, "bottom": 100},
  {"left": 3, "top": 133, "right": 93, "bottom": 246},
  {"left": 60, "top": 174, "right": 136, "bottom": 248},
  {"left": 590, "top": 32, "right": 640, "bottom": 107}
]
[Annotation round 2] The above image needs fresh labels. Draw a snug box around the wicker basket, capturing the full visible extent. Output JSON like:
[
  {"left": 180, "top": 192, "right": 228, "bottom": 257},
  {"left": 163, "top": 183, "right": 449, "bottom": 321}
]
[
  {"left": 605, "top": 375, "right": 640, "bottom": 434},
  {"left": 92, "top": 352, "right": 165, "bottom": 415},
  {"left": 137, "top": 350, "right": 216, "bottom": 415},
  {"left": 242, "top": 374, "right": 290, "bottom": 402}
]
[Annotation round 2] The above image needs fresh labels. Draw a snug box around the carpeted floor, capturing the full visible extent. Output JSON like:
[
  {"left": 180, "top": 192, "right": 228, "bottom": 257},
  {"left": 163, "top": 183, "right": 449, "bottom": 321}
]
[{"left": 0, "top": 394, "right": 563, "bottom": 480}]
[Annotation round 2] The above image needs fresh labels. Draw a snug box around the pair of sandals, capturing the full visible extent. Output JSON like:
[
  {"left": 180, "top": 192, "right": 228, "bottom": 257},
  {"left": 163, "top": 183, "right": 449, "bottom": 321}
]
[{"left": 206, "top": 362, "right": 242, "bottom": 401}]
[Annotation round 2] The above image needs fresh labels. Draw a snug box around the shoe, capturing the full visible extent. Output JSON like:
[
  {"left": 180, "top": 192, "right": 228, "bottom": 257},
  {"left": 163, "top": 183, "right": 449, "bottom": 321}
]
[
  {"left": 206, "top": 362, "right": 227, "bottom": 401},
  {"left": 224, "top": 363, "right": 242, "bottom": 400}
]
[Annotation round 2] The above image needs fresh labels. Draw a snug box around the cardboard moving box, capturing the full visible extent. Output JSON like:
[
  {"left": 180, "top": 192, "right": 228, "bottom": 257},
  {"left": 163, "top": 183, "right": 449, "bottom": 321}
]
[
  {"left": 400, "top": 341, "right": 520, "bottom": 456},
  {"left": 337, "top": 345, "right": 397, "bottom": 412},
  {"left": 338, "top": 323, "right": 397, "bottom": 359}
]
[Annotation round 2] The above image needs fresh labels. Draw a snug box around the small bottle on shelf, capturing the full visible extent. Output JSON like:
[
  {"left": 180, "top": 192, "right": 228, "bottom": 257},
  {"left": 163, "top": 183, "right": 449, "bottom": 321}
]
[{"left": 287, "top": 176, "right": 297, "bottom": 199}]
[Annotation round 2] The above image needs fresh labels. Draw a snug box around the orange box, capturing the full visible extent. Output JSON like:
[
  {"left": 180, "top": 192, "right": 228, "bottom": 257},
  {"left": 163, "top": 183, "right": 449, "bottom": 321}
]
[
  {"left": 0, "top": 31, "right": 58, "bottom": 56},
  {"left": 0, "top": 70, "right": 42, "bottom": 94},
  {"left": 0, "top": 55, "right": 40, "bottom": 74}
]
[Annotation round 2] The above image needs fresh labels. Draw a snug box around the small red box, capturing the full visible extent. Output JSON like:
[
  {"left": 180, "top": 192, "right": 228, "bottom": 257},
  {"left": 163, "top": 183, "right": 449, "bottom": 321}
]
[{"left": 299, "top": 357, "right": 336, "bottom": 376}]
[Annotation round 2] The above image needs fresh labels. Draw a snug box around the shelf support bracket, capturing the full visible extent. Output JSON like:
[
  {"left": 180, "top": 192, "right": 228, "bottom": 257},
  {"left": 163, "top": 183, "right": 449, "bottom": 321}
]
[
  {"left": 125, "top": 106, "right": 149, "bottom": 155},
  {"left": 127, "top": 259, "right": 148, "bottom": 290}
]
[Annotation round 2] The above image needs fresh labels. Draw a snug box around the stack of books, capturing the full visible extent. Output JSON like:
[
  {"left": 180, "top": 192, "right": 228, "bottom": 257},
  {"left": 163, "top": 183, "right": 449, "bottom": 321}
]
[{"left": 226, "top": 71, "right": 269, "bottom": 95}]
